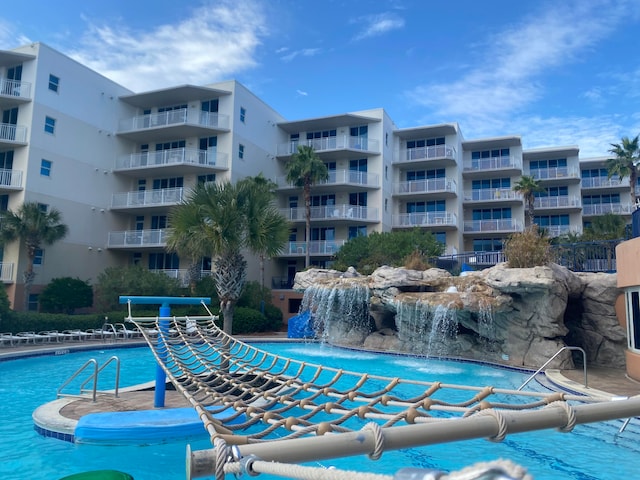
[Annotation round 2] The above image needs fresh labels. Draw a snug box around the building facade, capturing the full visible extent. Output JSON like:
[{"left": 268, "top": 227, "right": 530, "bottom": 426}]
[{"left": 0, "top": 42, "right": 633, "bottom": 311}]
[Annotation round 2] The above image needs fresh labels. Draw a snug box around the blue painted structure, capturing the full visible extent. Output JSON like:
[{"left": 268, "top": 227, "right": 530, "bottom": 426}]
[{"left": 287, "top": 311, "right": 314, "bottom": 338}]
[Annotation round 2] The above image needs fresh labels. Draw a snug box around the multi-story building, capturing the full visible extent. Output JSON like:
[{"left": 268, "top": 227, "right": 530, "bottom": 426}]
[{"left": 0, "top": 42, "right": 632, "bottom": 313}]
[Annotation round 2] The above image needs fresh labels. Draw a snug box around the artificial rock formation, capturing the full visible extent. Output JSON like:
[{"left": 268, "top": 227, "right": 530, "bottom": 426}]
[{"left": 295, "top": 263, "right": 625, "bottom": 369}]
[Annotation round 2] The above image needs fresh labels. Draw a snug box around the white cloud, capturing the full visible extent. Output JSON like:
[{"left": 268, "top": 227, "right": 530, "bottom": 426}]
[
  {"left": 0, "top": 20, "right": 31, "bottom": 48},
  {"left": 296, "top": 89, "right": 308, "bottom": 96},
  {"left": 352, "top": 12, "right": 404, "bottom": 41},
  {"left": 67, "top": 0, "right": 267, "bottom": 92},
  {"left": 280, "top": 48, "right": 321, "bottom": 63}
]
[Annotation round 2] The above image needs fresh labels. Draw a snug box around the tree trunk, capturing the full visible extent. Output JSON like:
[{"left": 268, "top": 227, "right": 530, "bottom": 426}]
[
  {"left": 221, "top": 299, "right": 234, "bottom": 334},
  {"left": 22, "top": 266, "right": 35, "bottom": 311}
]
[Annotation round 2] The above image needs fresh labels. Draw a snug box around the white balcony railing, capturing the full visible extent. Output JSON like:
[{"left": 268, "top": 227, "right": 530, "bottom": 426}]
[
  {"left": 463, "top": 219, "right": 521, "bottom": 232},
  {"left": 111, "top": 188, "right": 184, "bottom": 209},
  {"left": 395, "top": 178, "right": 457, "bottom": 195},
  {"left": 541, "top": 225, "right": 572, "bottom": 237},
  {"left": 529, "top": 166, "right": 579, "bottom": 180},
  {"left": 280, "top": 204, "right": 378, "bottom": 222},
  {"left": 533, "top": 196, "right": 581, "bottom": 209},
  {"left": 276, "top": 135, "right": 380, "bottom": 156},
  {"left": 107, "top": 229, "right": 169, "bottom": 248},
  {"left": 463, "top": 156, "right": 522, "bottom": 172},
  {"left": 395, "top": 144, "right": 457, "bottom": 164},
  {"left": 0, "top": 262, "right": 14, "bottom": 282},
  {"left": 0, "top": 78, "right": 31, "bottom": 98},
  {"left": 581, "top": 176, "right": 629, "bottom": 188},
  {"left": 119, "top": 108, "right": 230, "bottom": 132},
  {"left": 0, "top": 123, "right": 27, "bottom": 143},
  {"left": 116, "top": 148, "right": 228, "bottom": 170},
  {"left": 582, "top": 203, "right": 634, "bottom": 215},
  {"left": 0, "top": 169, "right": 23, "bottom": 189},
  {"left": 284, "top": 240, "right": 346, "bottom": 256},
  {"left": 463, "top": 188, "right": 521, "bottom": 202},
  {"left": 276, "top": 169, "right": 380, "bottom": 189},
  {"left": 393, "top": 212, "right": 457, "bottom": 227}
]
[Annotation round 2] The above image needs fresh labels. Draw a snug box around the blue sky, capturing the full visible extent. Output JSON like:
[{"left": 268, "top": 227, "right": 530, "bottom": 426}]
[{"left": 1, "top": 0, "right": 639, "bottom": 156}]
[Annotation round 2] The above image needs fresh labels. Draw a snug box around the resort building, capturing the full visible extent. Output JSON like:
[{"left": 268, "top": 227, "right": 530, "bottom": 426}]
[{"left": 0, "top": 42, "right": 632, "bottom": 311}]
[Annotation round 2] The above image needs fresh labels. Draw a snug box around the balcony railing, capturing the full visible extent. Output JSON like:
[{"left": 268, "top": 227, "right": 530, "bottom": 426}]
[
  {"left": 541, "top": 225, "right": 572, "bottom": 237},
  {"left": 107, "top": 229, "right": 169, "bottom": 248},
  {"left": 463, "top": 219, "right": 521, "bottom": 232},
  {"left": 0, "top": 123, "right": 27, "bottom": 143},
  {"left": 582, "top": 203, "right": 634, "bottom": 215},
  {"left": 395, "top": 144, "right": 457, "bottom": 164},
  {"left": 529, "top": 166, "right": 579, "bottom": 180},
  {"left": 119, "top": 108, "right": 230, "bottom": 132},
  {"left": 284, "top": 240, "right": 346, "bottom": 256},
  {"left": 533, "top": 196, "right": 581, "bottom": 209},
  {"left": 280, "top": 204, "right": 378, "bottom": 222},
  {"left": 277, "top": 169, "right": 380, "bottom": 189},
  {"left": 395, "top": 178, "right": 457, "bottom": 195},
  {"left": 0, "top": 168, "right": 22, "bottom": 189},
  {"left": 581, "top": 176, "right": 629, "bottom": 188},
  {"left": 0, "top": 78, "right": 31, "bottom": 98},
  {"left": 116, "top": 148, "right": 228, "bottom": 170},
  {"left": 111, "top": 188, "right": 184, "bottom": 209},
  {"left": 463, "top": 188, "right": 521, "bottom": 202},
  {"left": 0, "top": 262, "right": 14, "bottom": 282},
  {"left": 393, "top": 212, "right": 457, "bottom": 228},
  {"left": 276, "top": 135, "right": 380, "bottom": 156},
  {"left": 463, "top": 156, "right": 522, "bottom": 172}
]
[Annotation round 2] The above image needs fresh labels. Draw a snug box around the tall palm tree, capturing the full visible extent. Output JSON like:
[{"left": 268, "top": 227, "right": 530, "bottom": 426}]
[
  {"left": 0, "top": 202, "right": 68, "bottom": 310},
  {"left": 607, "top": 134, "right": 640, "bottom": 206},
  {"left": 285, "top": 145, "right": 329, "bottom": 267},
  {"left": 513, "top": 175, "right": 545, "bottom": 228},
  {"left": 169, "top": 179, "right": 288, "bottom": 334}
]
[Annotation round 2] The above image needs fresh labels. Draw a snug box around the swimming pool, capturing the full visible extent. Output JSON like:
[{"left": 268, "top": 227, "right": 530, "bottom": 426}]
[{"left": 0, "top": 343, "right": 638, "bottom": 480}]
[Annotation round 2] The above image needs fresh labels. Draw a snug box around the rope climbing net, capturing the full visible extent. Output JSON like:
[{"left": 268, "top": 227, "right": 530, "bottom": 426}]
[{"left": 125, "top": 303, "right": 640, "bottom": 480}]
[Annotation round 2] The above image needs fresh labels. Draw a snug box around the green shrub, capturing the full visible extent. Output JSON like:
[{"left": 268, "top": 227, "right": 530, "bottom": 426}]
[
  {"left": 2, "top": 312, "right": 107, "bottom": 334},
  {"left": 39, "top": 277, "right": 93, "bottom": 314},
  {"left": 231, "top": 307, "right": 268, "bottom": 334},
  {"left": 503, "top": 226, "right": 551, "bottom": 268},
  {"left": 263, "top": 303, "right": 283, "bottom": 332}
]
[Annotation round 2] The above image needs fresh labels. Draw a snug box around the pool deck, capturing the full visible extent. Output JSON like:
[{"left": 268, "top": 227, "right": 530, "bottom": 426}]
[{"left": 5, "top": 335, "right": 640, "bottom": 439}]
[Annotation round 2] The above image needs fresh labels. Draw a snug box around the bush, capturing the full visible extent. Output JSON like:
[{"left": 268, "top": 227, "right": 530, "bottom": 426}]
[
  {"left": 263, "top": 303, "right": 283, "bottom": 332},
  {"left": 2, "top": 312, "right": 108, "bottom": 334},
  {"left": 403, "top": 249, "right": 432, "bottom": 270},
  {"left": 39, "top": 277, "right": 93, "bottom": 314},
  {"left": 231, "top": 307, "right": 268, "bottom": 334},
  {"left": 503, "top": 226, "right": 551, "bottom": 268}
]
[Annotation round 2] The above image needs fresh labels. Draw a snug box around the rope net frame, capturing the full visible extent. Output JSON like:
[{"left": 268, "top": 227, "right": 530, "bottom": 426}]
[{"left": 125, "top": 303, "right": 640, "bottom": 479}]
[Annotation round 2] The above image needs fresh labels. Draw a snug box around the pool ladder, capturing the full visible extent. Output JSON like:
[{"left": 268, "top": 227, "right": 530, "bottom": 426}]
[
  {"left": 517, "top": 346, "right": 587, "bottom": 391},
  {"left": 57, "top": 356, "right": 121, "bottom": 402}
]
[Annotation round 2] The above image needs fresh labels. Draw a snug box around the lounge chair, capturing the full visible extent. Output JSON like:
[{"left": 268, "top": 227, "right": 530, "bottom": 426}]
[
  {"left": 1, "top": 332, "right": 28, "bottom": 347},
  {"left": 16, "top": 331, "right": 52, "bottom": 344}
]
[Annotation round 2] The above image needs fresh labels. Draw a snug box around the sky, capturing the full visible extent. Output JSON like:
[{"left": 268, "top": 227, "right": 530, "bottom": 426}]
[{"left": 1, "top": 0, "right": 639, "bottom": 157}]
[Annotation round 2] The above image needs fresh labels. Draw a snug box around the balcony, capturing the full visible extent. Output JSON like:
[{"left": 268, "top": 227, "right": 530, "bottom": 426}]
[
  {"left": 280, "top": 204, "right": 379, "bottom": 222},
  {"left": 107, "top": 229, "right": 169, "bottom": 249},
  {"left": 0, "top": 168, "right": 23, "bottom": 191},
  {"left": 276, "top": 169, "right": 380, "bottom": 190},
  {"left": 115, "top": 148, "right": 228, "bottom": 175},
  {"left": 0, "top": 78, "right": 31, "bottom": 107},
  {"left": 282, "top": 240, "right": 346, "bottom": 256},
  {"left": 581, "top": 176, "right": 629, "bottom": 189},
  {"left": 111, "top": 187, "right": 184, "bottom": 210},
  {"left": 0, "top": 123, "right": 27, "bottom": 145},
  {"left": 276, "top": 136, "right": 380, "bottom": 159},
  {"left": 541, "top": 225, "right": 572, "bottom": 237},
  {"left": 463, "top": 219, "right": 521, "bottom": 233},
  {"left": 118, "top": 109, "right": 230, "bottom": 141},
  {"left": 463, "top": 156, "right": 522, "bottom": 175},
  {"left": 394, "top": 144, "right": 457, "bottom": 167},
  {"left": 0, "top": 262, "right": 14, "bottom": 283},
  {"left": 533, "top": 196, "right": 581, "bottom": 210},
  {"left": 530, "top": 166, "right": 580, "bottom": 182},
  {"left": 582, "top": 203, "right": 634, "bottom": 216},
  {"left": 395, "top": 178, "right": 457, "bottom": 196},
  {"left": 463, "top": 188, "right": 521, "bottom": 203},
  {"left": 393, "top": 212, "right": 457, "bottom": 228}
]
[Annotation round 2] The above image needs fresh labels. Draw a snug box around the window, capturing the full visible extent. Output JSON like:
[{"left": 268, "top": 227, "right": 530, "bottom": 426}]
[
  {"left": 434, "top": 232, "right": 447, "bottom": 246},
  {"left": 471, "top": 148, "right": 510, "bottom": 160},
  {"left": 472, "top": 208, "right": 512, "bottom": 220},
  {"left": 239, "top": 144, "right": 245, "bottom": 159},
  {"left": 473, "top": 238, "right": 503, "bottom": 252},
  {"left": 530, "top": 158, "right": 567, "bottom": 170},
  {"left": 48, "top": 74, "right": 60, "bottom": 92},
  {"left": 151, "top": 215, "right": 167, "bottom": 229},
  {"left": 33, "top": 248, "right": 44, "bottom": 266},
  {"left": 407, "top": 200, "right": 445, "bottom": 213},
  {"left": 148, "top": 252, "right": 179, "bottom": 270},
  {"left": 471, "top": 178, "right": 510, "bottom": 190},
  {"left": 0, "top": 150, "right": 13, "bottom": 169},
  {"left": 197, "top": 174, "right": 216, "bottom": 184},
  {"left": 28, "top": 294, "right": 39, "bottom": 311},
  {"left": 407, "top": 137, "right": 445, "bottom": 149},
  {"left": 240, "top": 107, "right": 246, "bottom": 123},
  {"left": 152, "top": 177, "right": 183, "bottom": 189},
  {"left": 132, "top": 252, "right": 142, "bottom": 265},
  {"left": 37, "top": 203, "right": 48, "bottom": 212},
  {"left": 44, "top": 116, "right": 56, "bottom": 134},
  {"left": 348, "top": 226, "right": 367, "bottom": 239},
  {"left": 408, "top": 169, "right": 445, "bottom": 181},
  {"left": 40, "top": 159, "right": 52, "bottom": 177},
  {"left": 625, "top": 289, "right": 640, "bottom": 352}
]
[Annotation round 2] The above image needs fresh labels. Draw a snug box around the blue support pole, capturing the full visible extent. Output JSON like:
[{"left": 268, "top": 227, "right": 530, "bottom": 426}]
[{"left": 154, "top": 303, "right": 171, "bottom": 408}]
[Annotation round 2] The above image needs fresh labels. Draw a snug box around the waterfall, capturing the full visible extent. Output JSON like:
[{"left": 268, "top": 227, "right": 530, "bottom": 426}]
[
  {"left": 300, "top": 282, "right": 370, "bottom": 343},
  {"left": 426, "top": 303, "right": 458, "bottom": 357},
  {"left": 395, "top": 298, "right": 458, "bottom": 357},
  {"left": 477, "top": 299, "right": 498, "bottom": 352}
]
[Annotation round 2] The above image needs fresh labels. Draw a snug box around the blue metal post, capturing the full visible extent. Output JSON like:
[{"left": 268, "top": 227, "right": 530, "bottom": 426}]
[{"left": 155, "top": 303, "right": 171, "bottom": 408}]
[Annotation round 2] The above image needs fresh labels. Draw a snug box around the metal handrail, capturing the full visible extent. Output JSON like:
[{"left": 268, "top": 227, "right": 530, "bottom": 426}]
[
  {"left": 57, "top": 356, "right": 121, "bottom": 402},
  {"left": 517, "top": 346, "right": 587, "bottom": 391}
]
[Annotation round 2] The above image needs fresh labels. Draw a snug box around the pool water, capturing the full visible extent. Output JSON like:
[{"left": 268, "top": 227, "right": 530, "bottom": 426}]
[{"left": 0, "top": 343, "right": 638, "bottom": 480}]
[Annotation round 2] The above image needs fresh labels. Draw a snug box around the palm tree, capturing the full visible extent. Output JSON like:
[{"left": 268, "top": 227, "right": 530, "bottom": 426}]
[
  {"left": 285, "top": 145, "right": 329, "bottom": 267},
  {"left": 513, "top": 175, "right": 545, "bottom": 228},
  {"left": 0, "top": 202, "right": 68, "bottom": 310},
  {"left": 169, "top": 179, "right": 288, "bottom": 334},
  {"left": 607, "top": 134, "right": 640, "bottom": 206}
]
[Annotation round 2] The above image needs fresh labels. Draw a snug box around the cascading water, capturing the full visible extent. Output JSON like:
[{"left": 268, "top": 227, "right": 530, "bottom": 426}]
[
  {"left": 426, "top": 303, "right": 458, "bottom": 357},
  {"left": 300, "top": 281, "right": 371, "bottom": 343},
  {"left": 477, "top": 299, "right": 498, "bottom": 351}
]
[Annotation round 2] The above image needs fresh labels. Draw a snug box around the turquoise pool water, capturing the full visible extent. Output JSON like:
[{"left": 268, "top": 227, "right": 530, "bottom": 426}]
[{"left": 0, "top": 342, "right": 638, "bottom": 480}]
